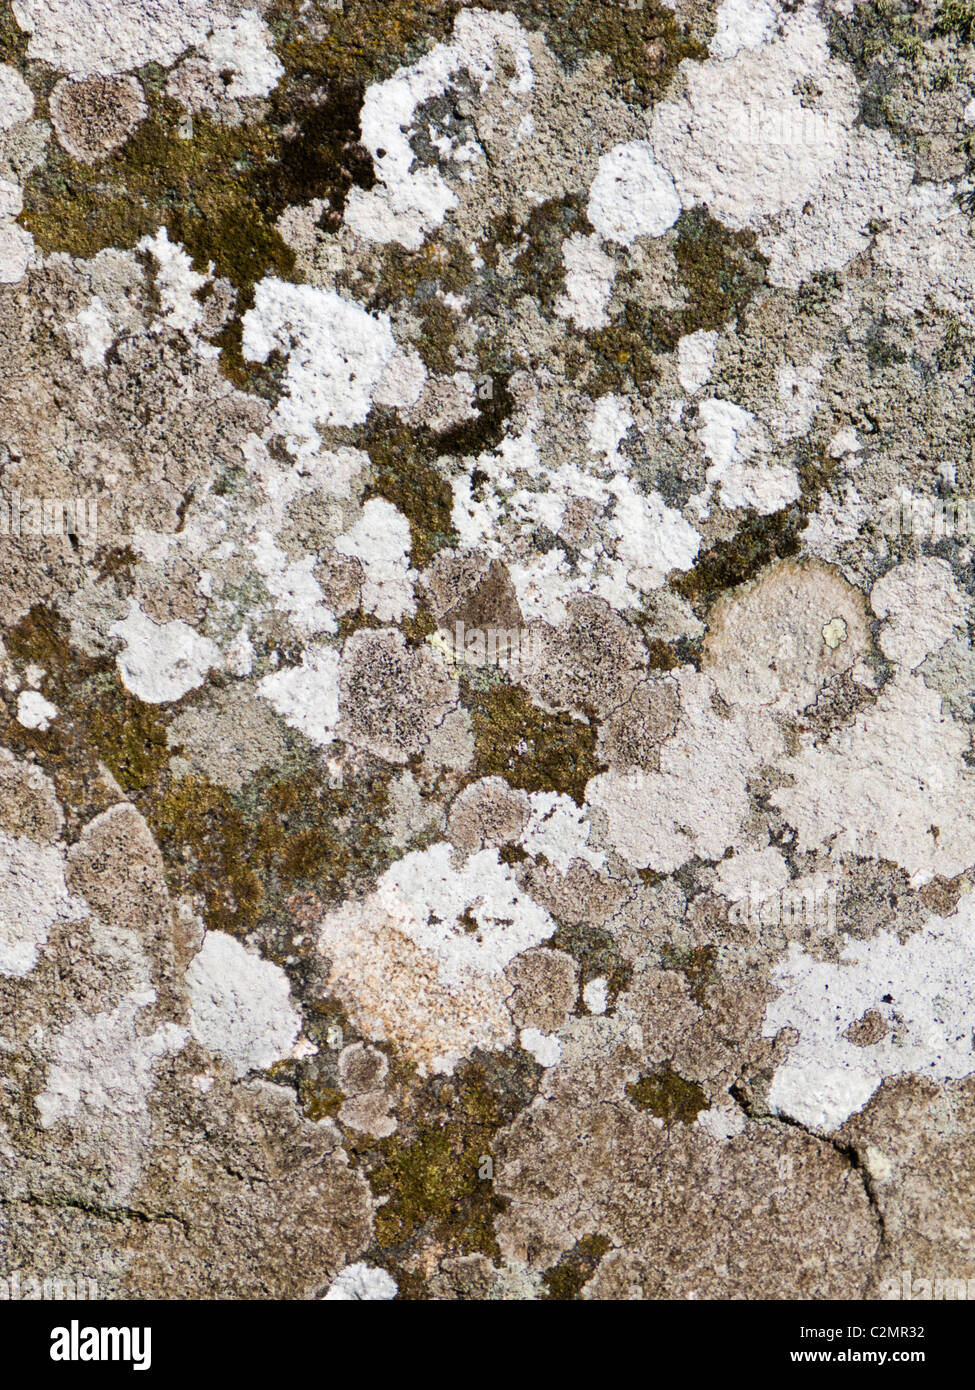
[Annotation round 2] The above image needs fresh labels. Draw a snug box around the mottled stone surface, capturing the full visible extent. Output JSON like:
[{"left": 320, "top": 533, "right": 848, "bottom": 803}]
[{"left": 1, "top": 0, "right": 975, "bottom": 1301}]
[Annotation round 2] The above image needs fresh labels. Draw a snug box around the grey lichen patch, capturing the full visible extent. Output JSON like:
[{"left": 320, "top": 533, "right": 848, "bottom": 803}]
[{"left": 49, "top": 76, "right": 148, "bottom": 164}]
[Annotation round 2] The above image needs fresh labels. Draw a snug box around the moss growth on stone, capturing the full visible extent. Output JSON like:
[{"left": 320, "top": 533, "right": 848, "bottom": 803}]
[
  {"left": 660, "top": 942, "right": 719, "bottom": 1005},
  {"left": 0, "top": 2, "right": 28, "bottom": 64},
  {"left": 365, "top": 1055, "right": 534, "bottom": 1258},
  {"left": 542, "top": 1233, "right": 611, "bottom": 1300},
  {"left": 482, "top": 0, "right": 707, "bottom": 106},
  {"left": 674, "top": 441, "right": 836, "bottom": 613},
  {"left": 674, "top": 505, "right": 803, "bottom": 609},
  {"left": 578, "top": 308, "right": 663, "bottom": 394},
  {"left": 362, "top": 378, "right": 513, "bottom": 567},
  {"left": 362, "top": 415, "right": 459, "bottom": 568},
  {"left": 672, "top": 206, "right": 768, "bottom": 338},
  {"left": 4, "top": 606, "right": 172, "bottom": 796},
  {"left": 513, "top": 193, "right": 594, "bottom": 316},
  {"left": 551, "top": 921, "right": 631, "bottom": 999},
  {"left": 149, "top": 760, "right": 389, "bottom": 933},
  {"left": 625, "top": 1067, "right": 708, "bottom": 1124},
  {"left": 466, "top": 680, "right": 605, "bottom": 804},
  {"left": 573, "top": 209, "right": 766, "bottom": 390},
  {"left": 937, "top": 0, "right": 975, "bottom": 44}
]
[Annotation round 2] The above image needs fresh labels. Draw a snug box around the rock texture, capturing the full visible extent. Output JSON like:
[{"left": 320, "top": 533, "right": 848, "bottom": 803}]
[{"left": 1, "top": 0, "right": 975, "bottom": 1301}]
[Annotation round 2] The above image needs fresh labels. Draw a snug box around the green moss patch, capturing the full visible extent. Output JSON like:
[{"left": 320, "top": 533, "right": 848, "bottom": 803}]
[
  {"left": 625, "top": 1067, "right": 708, "bottom": 1125},
  {"left": 466, "top": 681, "right": 605, "bottom": 805}
]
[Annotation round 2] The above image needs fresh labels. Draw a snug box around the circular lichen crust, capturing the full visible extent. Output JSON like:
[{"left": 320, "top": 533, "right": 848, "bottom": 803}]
[{"left": 49, "top": 75, "right": 148, "bottom": 164}]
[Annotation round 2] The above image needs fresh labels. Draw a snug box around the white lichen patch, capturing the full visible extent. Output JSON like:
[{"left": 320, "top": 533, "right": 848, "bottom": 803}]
[
  {"left": 242, "top": 279, "right": 402, "bottom": 460},
  {"left": 181, "top": 9, "right": 283, "bottom": 102},
  {"left": 518, "top": 792, "right": 604, "bottom": 873},
  {"left": 257, "top": 644, "right": 341, "bottom": 748},
  {"left": 765, "top": 895, "right": 975, "bottom": 1131},
  {"left": 138, "top": 227, "right": 209, "bottom": 336},
  {"left": 317, "top": 842, "right": 556, "bottom": 1074},
  {"left": 35, "top": 988, "right": 187, "bottom": 1193},
  {"left": 519, "top": 1027, "right": 562, "bottom": 1067},
  {"left": 589, "top": 667, "right": 786, "bottom": 871},
  {"left": 67, "top": 294, "right": 115, "bottom": 367},
  {"left": 0, "top": 172, "right": 33, "bottom": 284},
  {"left": 773, "top": 672, "right": 975, "bottom": 886},
  {"left": 345, "top": 8, "right": 533, "bottom": 249},
  {"left": 0, "top": 63, "right": 34, "bottom": 128},
  {"left": 582, "top": 977, "right": 609, "bottom": 1015},
  {"left": 677, "top": 330, "right": 718, "bottom": 394},
  {"left": 186, "top": 931, "right": 301, "bottom": 1078},
  {"left": 871, "top": 557, "right": 969, "bottom": 673},
  {"left": 587, "top": 142, "right": 681, "bottom": 245},
  {"left": 695, "top": 397, "right": 798, "bottom": 515},
  {"left": 335, "top": 498, "right": 416, "bottom": 622},
  {"left": 554, "top": 233, "right": 616, "bottom": 330},
  {"left": 110, "top": 602, "right": 220, "bottom": 704},
  {"left": 12, "top": 0, "right": 216, "bottom": 76},
  {"left": 710, "top": 0, "right": 781, "bottom": 60},
  {"left": 323, "top": 1263, "right": 397, "bottom": 1301},
  {"left": 650, "top": 2, "right": 914, "bottom": 287},
  {"left": 16, "top": 689, "right": 57, "bottom": 731},
  {"left": 0, "top": 833, "right": 84, "bottom": 976}
]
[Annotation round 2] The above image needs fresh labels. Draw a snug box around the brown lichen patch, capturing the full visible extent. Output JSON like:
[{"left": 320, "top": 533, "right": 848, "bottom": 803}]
[
  {"left": 841, "top": 1074, "right": 975, "bottom": 1293},
  {"left": 523, "top": 595, "right": 647, "bottom": 721},
  {"left": 799, "top": 667, "right": 880, "bottom": 744},
  {"left": 338, "top": 627, "right": 458, "bottom": 764},
  {"left": 659, "top": 942, "right": 719, "bottom": 1007},
  {"left": 918, "top": 874, "right": 965, "bottom": 918},
  {"left": 548, "top": 918, "right": 632, "bottom": 1001},
  {"left": 0, "top": 749, "right": 63, "bottom": 842},
  {"left": 466, "top": 680, "right": 605, "bottom": 805},
  {"left": 504, "top": 947, "right": 579, "bottom": 1032},
  {"left": 438, "top": 559, "right": 524, "bottom": 635},
  {"left": 625, "top": 1066, "right": 709, "bottom": 1125},
  {"left": 843, "top": 1009, "right": 888, "bottom": 1047},
  {"left": 446, "top": 776, "right": 530, "bottom": 853},
  {"left": 596, "top": 676, "right": 679, "bottom": 773}
]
